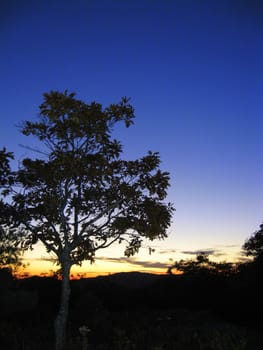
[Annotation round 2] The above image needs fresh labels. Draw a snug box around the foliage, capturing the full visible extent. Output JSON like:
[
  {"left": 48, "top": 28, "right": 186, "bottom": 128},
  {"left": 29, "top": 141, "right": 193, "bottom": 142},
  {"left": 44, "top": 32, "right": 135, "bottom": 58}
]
[
  {"left": 0, "top": 226, "right": 25, "bottom": 269},
  {"left": 0, "top": 148, "right": 24, "bottom": 271},
  {"left": 167, "top": 252, "right": 235, "bottom": 275},
  {"left": 243, "top": 223, "right": 263, "bottom": 261},
  {"left": 0, "top": 147, "right": 14, "bottom": 190}
]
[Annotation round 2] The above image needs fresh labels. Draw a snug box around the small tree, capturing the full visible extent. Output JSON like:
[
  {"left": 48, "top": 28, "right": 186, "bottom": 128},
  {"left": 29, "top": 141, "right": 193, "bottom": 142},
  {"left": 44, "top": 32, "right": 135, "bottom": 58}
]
[
  {"left": 0, "top": 226, "right": 24, "bottom": 270},
  {"left": 243, "top": 223, "right": 263, "bottom": 262},
  {"left": 167, "top": 252, "right": 234, "bottom": 275},
  {"left": 8, "top": 91, "right": 174, "bottom": 350},
  {"left": 168, "top": 253, "right": 211, "bottom": 275},
  {"left": 0, "top": 148, "right": 24, "bottom": 272}
]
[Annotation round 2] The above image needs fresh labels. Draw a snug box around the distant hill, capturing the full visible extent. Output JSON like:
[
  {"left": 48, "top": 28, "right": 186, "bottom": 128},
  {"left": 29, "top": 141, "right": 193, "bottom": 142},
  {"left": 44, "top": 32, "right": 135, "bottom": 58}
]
[{"left": 96, "top": 271, "right": 165, "bottom": 289}]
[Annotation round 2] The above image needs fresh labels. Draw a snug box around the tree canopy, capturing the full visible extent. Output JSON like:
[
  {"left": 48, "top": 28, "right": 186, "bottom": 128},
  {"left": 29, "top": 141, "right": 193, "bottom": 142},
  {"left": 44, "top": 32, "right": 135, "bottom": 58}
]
[
  {"left": 12, "top": 91, "right": 174, "bottom": 265},
  {"left": 167, "top": 252, "right": 235, "bottom": 276},
  {"left": 243, "top": 223, "right": 263, "bottom": 262}
]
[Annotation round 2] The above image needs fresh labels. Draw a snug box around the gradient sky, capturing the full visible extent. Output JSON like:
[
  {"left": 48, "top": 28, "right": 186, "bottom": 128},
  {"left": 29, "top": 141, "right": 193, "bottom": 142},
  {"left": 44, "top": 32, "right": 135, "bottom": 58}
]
[{"left": 1, "top": 0, "right": 262, "bottom": 276}]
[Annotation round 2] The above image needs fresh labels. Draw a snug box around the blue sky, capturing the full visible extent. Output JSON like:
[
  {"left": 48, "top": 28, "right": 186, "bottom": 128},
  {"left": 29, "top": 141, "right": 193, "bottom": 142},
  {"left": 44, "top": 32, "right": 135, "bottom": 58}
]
[{"left": 1, "top": 0, "right": 262, "bottom": 275}]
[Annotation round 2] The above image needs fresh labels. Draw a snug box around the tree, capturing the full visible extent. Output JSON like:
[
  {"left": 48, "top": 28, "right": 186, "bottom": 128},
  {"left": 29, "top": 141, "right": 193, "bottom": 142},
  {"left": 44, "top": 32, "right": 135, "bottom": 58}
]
[
  {"left": 0, "top": 148, "right": 24, "bottom": 272},
  {"left": 167, "top": 253, "right": 211, "bottom": 275},
  {"left": 8, "top": 91, "right": 174, "bottom": 350},
  {"left": 0, "top": 226, "right": 24, "bottom": 270},
  {"left": 167, "top": 252, "right": 234, "bottom": 275},
  {"left": 243, "top": 223, "right": 263, "bottom": 262}
]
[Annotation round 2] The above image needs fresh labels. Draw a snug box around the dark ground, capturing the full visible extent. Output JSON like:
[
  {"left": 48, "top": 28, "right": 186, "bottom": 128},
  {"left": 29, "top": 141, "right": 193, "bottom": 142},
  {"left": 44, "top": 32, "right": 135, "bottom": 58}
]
[{"left": 1, "top": 266, "right": 263, "bottom": 349}]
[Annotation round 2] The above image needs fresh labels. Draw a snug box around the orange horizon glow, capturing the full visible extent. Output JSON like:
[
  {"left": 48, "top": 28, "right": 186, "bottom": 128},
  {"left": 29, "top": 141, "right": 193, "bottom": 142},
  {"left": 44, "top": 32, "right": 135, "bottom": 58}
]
[
  {"left": 15, "top": 238, "right": 244, "bottom": 280},
  {"left": 14, "top": 266, "right": 171, "bottom": 279},
  {"left": 15, "top": 249, "right": 174, "bottom": 279},
  {"left": 18, "top": 241, "right": 174, "bottom": 279}
]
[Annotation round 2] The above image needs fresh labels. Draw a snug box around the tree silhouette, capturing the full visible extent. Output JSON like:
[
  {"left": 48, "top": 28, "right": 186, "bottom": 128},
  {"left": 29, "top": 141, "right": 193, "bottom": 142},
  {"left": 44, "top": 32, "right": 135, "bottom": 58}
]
[
  {"left": 167, "top": 253, "right": 211, "bottom": 275},
  {"left": 7, "top": 91, "right": 174, "bottom": 350},
  {"left": 0, "top": 148, "right": 24, "bottom": 271},
  {"left": 243, "top": 223, "right": 263, "bottom": 262},
  {"left": 167, "top": 252, "right": 234, "bottom": 275},
  {"left": 0, "top": 226, "right": 24, "bottom": 270}
]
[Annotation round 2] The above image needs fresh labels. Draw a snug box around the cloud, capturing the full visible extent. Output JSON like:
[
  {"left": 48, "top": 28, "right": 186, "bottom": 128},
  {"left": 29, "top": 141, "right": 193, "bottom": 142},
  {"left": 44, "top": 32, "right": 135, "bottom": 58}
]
[
  {"left": 96, "top": 256, "right": 127, "bottom": 263},
  {"left": 181, "top": 249, "right": 217, "bottom": 256},
  {"left": 128, "top": 259, "right": 169, "bottom": 269},
  {"left": 179, "top": 246, "right": 245, "bottom": 261},
  {"left": 159, "top": 249, "right": 177, "bottom": 255},
  {"left": 96, "top": 256, "right": 169, "bottom": 270},
  {"left": 24, "top": 256, "right": 57, "bottom": 263},
  {"left": 215, "top": 244, "right": 240, "bottom": 249},
  {"left": 236, "top": 256, "right": 252, "bottom": 263}
]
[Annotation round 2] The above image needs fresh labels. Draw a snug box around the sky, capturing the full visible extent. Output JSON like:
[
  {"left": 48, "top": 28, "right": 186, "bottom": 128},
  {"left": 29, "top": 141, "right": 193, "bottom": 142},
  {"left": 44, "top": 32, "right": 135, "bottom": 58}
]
[{"left": 0, "top": 0, "right": 262, "bottom": 277}]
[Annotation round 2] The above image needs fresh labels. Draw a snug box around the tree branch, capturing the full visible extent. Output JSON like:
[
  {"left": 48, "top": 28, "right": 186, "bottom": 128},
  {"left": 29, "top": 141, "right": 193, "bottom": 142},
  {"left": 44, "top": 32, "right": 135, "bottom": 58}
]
[{"left": 79, "top": 200, "right": 122, "bottom": 236}]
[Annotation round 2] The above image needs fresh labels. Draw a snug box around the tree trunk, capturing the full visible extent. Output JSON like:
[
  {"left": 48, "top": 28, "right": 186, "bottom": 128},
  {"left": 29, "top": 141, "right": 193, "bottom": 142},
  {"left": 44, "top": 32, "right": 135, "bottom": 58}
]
[{"left": 55, "top": 260, "right": 71, "bottom": 350}]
